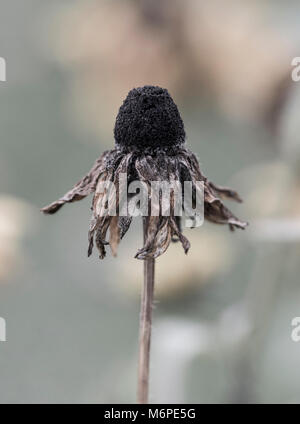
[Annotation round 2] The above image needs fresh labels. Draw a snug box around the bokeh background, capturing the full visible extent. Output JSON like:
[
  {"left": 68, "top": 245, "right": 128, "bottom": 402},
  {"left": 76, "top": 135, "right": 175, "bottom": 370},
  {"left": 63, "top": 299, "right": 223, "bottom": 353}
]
[{"left": 1, "top": 0, "right": 300, "bottom": 403}]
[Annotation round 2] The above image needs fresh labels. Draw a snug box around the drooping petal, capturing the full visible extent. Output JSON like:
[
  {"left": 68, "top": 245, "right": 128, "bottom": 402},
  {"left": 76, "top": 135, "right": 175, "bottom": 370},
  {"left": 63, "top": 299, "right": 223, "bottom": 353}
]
[
  {"left": 95, "top": 217, "right": 111, "bottom": 259},
  {"left": 88, "top": 152, "right": 136, "bottom": 259},
  {"left": 41, "top": 151, "right": 111, "bottom": 214},
  {"left": 118, "top": 216, "right": 132, "bottom": 239},
  {"left": 109, "top": 216, "right": 120, "bottom": 257},
  {"left": 204, "top": 187, "right": 247, "bottom": 230},
  {"left": 207, "top": 182, "right": 242, "bottom": 203},
  {"left": 88, "top": 170, "right": 113, "bottom": 258},
  {"left": 180, "top": 148, "right": 248, "bottom": 231},
  {"left": 170, "top": 217, "right": 190, "bottom": 254},
  {"left": 135, "top": 217, "right": 172, "bottom": 260},
  {"left": 88, "top": 214, "right": 111, "bottom": 259}
]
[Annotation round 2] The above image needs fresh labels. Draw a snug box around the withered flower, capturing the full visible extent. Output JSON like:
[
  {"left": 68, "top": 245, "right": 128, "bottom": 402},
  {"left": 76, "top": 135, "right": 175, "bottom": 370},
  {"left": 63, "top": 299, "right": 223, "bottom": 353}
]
[
  {"left": 42, "top": 86, "right": 247, "bottom": 259},
  {"left": 42, "top": 85, "right": 247, "bottom": 404}
]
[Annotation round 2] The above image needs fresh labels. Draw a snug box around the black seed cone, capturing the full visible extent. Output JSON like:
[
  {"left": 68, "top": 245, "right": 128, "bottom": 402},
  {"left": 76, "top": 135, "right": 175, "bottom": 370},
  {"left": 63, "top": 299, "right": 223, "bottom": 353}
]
[{"left": 114, "top": 86, "right": 185, "bottom": 150}]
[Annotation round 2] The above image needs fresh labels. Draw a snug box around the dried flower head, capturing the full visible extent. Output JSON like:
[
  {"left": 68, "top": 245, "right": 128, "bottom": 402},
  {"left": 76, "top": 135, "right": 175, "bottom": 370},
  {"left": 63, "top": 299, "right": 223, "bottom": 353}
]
[{"left": 42, "top": 85, "right": 247, "bottom": 259}]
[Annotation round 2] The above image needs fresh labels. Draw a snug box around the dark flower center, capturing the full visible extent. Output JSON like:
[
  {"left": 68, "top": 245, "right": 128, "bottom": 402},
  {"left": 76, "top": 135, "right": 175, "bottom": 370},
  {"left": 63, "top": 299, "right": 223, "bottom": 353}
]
[{"left": 114, "top": 86, "right": 185, "bottom": 150}]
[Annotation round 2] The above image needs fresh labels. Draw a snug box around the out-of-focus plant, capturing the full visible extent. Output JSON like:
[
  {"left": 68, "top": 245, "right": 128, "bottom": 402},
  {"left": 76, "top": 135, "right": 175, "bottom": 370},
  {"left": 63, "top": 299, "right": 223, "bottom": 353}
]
[
  {"left": 119, "top": 230, "right": 234, "bottom": 299},
  {"left": 0, "top": 195, "right": 34, "bottom": 282},
  {"left": 46, "top": 0, "right": 291, "bottom": 140}
]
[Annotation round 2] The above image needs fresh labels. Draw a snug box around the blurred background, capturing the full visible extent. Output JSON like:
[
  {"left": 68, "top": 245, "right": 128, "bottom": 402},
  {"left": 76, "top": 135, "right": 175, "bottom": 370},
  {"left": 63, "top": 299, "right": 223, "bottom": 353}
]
[{"left": 1, "top": 0, "right": 300, "bottom": 403}]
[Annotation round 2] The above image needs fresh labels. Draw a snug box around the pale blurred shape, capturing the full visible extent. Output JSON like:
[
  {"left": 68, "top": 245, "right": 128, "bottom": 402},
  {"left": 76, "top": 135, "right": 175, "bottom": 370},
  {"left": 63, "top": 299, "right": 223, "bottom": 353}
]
[
  {"left": 48, "top": 0, "right": 185, "bottom": 141},
  {"left": 251, "top": 218, "right": 300, "bottom": 242},
  {"left": 183, "top": 0, "right": 291, "bottom": 129},
  {"left": 0, "top": 195, "right": 34, "bottom": 282},
  {"left": 45, "top": 0, "right": 291, "bottom": 140},
  {"left": 152, "top": 308, "right": 252, "bottom": 402},
  {"left": 281, "top": 83, "right": 300, "bottom": 156},
  {"left": 235, "top": 161, "right": 296, "bottom": 219},
  {"left": 152, "top": 318, "right": 212, "bottom": 403},
  {"left": 118, "top": 230, "right": 233, "bottom": 298}
]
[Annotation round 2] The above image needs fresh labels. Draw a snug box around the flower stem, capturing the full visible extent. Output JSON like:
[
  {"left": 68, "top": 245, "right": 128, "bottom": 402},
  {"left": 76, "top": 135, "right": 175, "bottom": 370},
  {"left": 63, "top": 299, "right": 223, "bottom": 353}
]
[{"left": 137, "top": 218, "right": 155, "bottom": 404}]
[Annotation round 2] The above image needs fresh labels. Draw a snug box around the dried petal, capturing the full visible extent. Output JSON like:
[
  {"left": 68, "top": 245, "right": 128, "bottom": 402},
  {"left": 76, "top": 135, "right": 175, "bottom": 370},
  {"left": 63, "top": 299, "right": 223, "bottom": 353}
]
[
  {"left": 95, "top": 216, "right": 111, "bottom": 259},
  {"left": 41, "top": 151, "right": 110, "bottom": 214},
  {"left": 208, "top": 182, "right": 242, "bottom": 203},
  {"left": 109, "top": 216, "right": 120, "bottom": 257},
  {"left": 170, "top": 217, "right": 190, "bottom": 254},
  {"left": 119, "top": 216, "right": 132, "bottom": 239},
  {"left": 135, "top": 217, "right": 172, "bottom": 259}
]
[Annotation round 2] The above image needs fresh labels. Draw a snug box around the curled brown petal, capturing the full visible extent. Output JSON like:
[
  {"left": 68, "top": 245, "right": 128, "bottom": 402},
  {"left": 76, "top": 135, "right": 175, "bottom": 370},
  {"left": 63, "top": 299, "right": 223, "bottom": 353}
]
[
  {"left": 135, "top": 217, "right": 172, "bottom": 260},
  {"left": 180, "top": 148, "right": 248, "bottom": 230},
  {"left": 207, "top": 182, "right": 243, "bottom": 203},
  {"left": 94, "top": 216, "right": 111, "bottom": 259},
  {"left": 204, "top": 183, "right": 248, "bottom": 230},
  {"left": 204, "top": 200, "right": 248, "bottom": 230},
  {"left": 170, "top": 217, "right": 190, "bottom": 254},
  {"left": 41, "top": 151, "right": 110, "bottom": 214},
  {"left": 109, "top": 216, "right": 120, "bottom": 257},
  {"left": 119, "top": 216, "right": 132, "bottom": 239}
]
